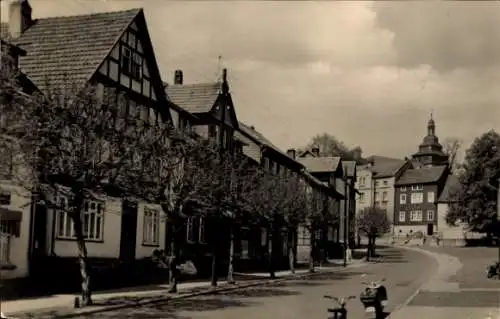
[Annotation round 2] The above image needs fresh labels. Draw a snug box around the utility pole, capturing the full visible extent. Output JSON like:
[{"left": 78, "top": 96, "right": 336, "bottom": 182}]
[{"left": 343, "top": 177, "right": 348, "bottom": 267}]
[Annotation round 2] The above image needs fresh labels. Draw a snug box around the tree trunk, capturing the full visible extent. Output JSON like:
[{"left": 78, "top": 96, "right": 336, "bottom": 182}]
[
  {"left": 210, "top": 228, "right": 218, "bottom": 287},
  {"left": 365, "top": 235, "right": 371, "bottom": 262},
  {"left": 168, "top": 239, "right": 178, "bottom": 293},
  {"left": 309, "top": 228, "right": 315, "bottom": 273},
  {"left": 268, "top": 226, "right": 276, "bottom": 279},
  {"left": 227, "top": 225, "right": 235, "bottom": 284},
  {"left": 72, "top": 204, "right": 92, "bottom": 307},
  {"left": 371, "top": 236, "right": 377, "bottom": 257},
  {"left": 288, "top": 228, "right": 296, "bottom": 274}
]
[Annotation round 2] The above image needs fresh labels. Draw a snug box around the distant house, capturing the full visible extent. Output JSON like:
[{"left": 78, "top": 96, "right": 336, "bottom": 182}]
[
  {"left": 394, "top": 115, "right": 451, "bottom": 237},
  {"left": 436, "top": 174, "right": 467, "bottom": 245},
  {"left": 234, "top": 123, "right": 305, "bottom": 269},
  {"left": 394, "top": 165, "right": 449, "bottom": 236},
  {"left": 296, "top": 147, "right": 345, "bottom": 257},
  {"left": 341, "top": 161, "right": 357, "bottom": 248},
  {"left": 355, "top": 156, "right": 411, "bottom": 231},
  {"left": 0, "top": 0, "right": 178, "bottom": 287}
]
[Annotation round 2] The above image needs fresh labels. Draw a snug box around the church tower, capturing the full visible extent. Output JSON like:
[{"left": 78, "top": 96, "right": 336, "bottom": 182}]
[{"left": 411, "top": 114, "right": 449, "bottom": 167}]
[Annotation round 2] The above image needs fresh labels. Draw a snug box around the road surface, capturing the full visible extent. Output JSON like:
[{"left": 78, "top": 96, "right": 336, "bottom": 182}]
[{"left": 67, "top": 246, "right": 436, "bottom": 319}]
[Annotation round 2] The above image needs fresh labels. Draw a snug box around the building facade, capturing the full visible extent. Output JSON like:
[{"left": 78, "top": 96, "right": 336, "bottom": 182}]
[
  {"left": 0, "top": 1, "right": 178, "bottom": 287},
  {"left": 393, "top": 116, "right": 450, "bottom": 237},
  {"left": 355, "top": 156, "right": 410, "bottom": 233}
]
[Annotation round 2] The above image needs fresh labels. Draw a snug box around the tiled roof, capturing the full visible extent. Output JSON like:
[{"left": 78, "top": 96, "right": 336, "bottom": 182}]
[
  {"left": 166, "top": 83, "right": 221, "bottom": 114},
  {"left": 438, "top": 174, "right": 460, "bottom": 203},
  {"left": 395, "top": 165, "right": 448, "bottom": 186},
  {"left": 359, "top": 155, "right": 406, "bottom": 178},
  {"left": 297, "top": 156, "right": 341, "bottom": 174},
  {"left": 234, "top": 130, "right": 261, "bottom": 163},
  {"left": 342, "top": 161, "right": 356, "bottom": 178},
  {"left": 1, "top": 9, "right": 140, "bottom": 92}
]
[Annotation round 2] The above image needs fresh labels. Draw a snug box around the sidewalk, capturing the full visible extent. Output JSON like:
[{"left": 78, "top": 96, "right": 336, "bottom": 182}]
[
  {"left": 389, "top": 246, "right": 500, "bottom": 319},
  {"left": 3, "top": 260, "right": 365, "bottom": 318}
]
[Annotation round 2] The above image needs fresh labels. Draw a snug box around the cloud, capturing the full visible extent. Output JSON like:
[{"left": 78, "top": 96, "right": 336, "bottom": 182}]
[
  {"left": 372, "top": 1, "right": 500, "bottom": 71},
  {"left": 1, "top": 0, "right": 498, "bottom": 160}
]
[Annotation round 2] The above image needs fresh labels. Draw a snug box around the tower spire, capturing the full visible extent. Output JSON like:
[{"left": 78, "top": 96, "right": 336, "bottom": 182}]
[{"left": 427, "top": 112, "right": 435, "bottom": 136}]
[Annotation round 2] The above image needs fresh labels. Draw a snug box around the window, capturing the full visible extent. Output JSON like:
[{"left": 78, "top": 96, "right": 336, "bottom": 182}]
[
  {"left": 359, "top": 192, "right": 365, "bottom": 203},
  {"left": 399, "top": 211, "right": 406, "bottom": 222},
  {"left": 128, "top": 100, "right": 137, "bottom": 118},
  {"left": 427, "top": 192, "right": 435, "bottom": 203},
  {"left": 0, "top": 190, "right": 10, "bottom": 205},
  {"left": 400, "top": 193, "right": 406, "bottom": 204},
  {"left": 149, "top": 108, "right": 157, "bottom": 125},
  {"left": 375, "top": 192, "right": 380, "bottom": 202},
  {"left": 411, "top": 184, "right": 424, "bottom": 191},
  {"left": 121, "top": 46, "right": 131, "bottom": 74},
  {"left": 131, "top": 52, "right": 142, "bottom": 79},
  {"left": 139, "top": 104, "right": 149, "bottom": 122},
  {"left": 143, "top": 208, "right": 160, "bottom": 245},
  {"left": 358, "top": 177, "right": 366, "bottom": 186},
  {"left": 382, "top": 191, "right": 388, "bottom": 202},
  {"left": 410, "top": 192, "right": 424, "bottom": 204},
  {"left": 121, "top": 46, "right": 143, "bottom": 80},
  {"left": 297, "top": 226, "right": 310, "bottom": 246},
  {"left": 208, "top": 125, "right": 216, "bottom": 139},
  {"left": 427, "top": 210, "right": 434, "bottom": 221},
  {"left": 410, "top": 210, "right": 423, "bottom": 222},
  {"left": 199, "top": 217, "right": 206, "bottom": 243},
  {"left": 375, "top": 181, "right": 380, "bottom": 187},
  {"left": 186, "top": 216, "right": 196, "bottom": 243},
  {"left": 56, "top": 197, "right": 104, "bottom": 241},
  {"left": 400, "top": 186, "right": 407, "bottom": 192},
  {"left": 383, "top": 180, "right": 388, "bottom": 186}
]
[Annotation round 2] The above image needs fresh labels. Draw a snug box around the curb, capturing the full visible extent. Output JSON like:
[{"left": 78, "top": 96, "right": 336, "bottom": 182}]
[{"left": 44, "top": 264, "right": 365, "bottom": 318}]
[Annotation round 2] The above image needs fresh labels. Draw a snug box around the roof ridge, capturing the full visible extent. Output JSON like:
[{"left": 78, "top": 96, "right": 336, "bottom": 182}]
[{"left": 33, "top": 8, "right": 142, "bottom": 21}]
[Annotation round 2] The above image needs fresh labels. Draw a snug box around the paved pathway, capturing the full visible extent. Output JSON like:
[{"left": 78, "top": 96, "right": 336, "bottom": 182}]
[
  {"left": 389, "top": 246, "right": 500, "bottom": 319},
  {"left": 16, "top": 246, "right": 434, "bottom": 319}
]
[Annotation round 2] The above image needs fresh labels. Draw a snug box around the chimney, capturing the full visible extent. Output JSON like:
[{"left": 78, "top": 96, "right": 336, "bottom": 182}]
[
  {"left": 174, "top": 70, "right": 183, "bottom": 85},
  {"left": 311, "top": 146, "right": 320, "bottom": 157},
  {"left": 287, "top": 148, "right": 296, "bottom": 159},
  {"left": 9, "top": 0, "right": 34, "bottom": 39}
]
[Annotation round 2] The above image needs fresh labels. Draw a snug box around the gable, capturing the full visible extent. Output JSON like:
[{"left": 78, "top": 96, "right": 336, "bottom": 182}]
[
  {"left": 94, "top": 10, "right": 171, "bottom": 122},
  {"left": 299, "top": 150, "right": 315, "bottom": 158},
  {"left": 212, "top": 94, "right": 239, "bottom": 130}
]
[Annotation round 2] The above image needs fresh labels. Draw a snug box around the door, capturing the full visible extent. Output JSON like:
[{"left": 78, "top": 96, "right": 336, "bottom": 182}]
[
  {"left": 32, "top": 204, "right": 47, "bottom": 257},
  {"left": 427, "top": 223, "right": 434, "bottom": 236},
  {"left": 119, "top": 200, "right": 138, "bottom": 262}
]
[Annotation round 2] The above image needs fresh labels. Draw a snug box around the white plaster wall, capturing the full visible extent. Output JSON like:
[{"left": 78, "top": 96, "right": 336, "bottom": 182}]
[
  {"left": 135, "top": 202, "right": 167, "bottom": 259},
  {"left": 355, "top": 168, "right": 372, "bottom": 213},
  {"left": 375, "top": 177, "right": 396, "bottom": 230},
  {"left": 393, "top": 225, "right": 428, "bottom": 237},
  {"left": 437, "top": 203, "right": 466, "bottom": 240},
  {"left": 0, "top": 182, "right": 32, "bottom": 279},
  {"left": 193, "top": 124, "right": 209, "bottom": 138},
  {"left": 52, "top": 197, "right": 122, "bottom": 258}
]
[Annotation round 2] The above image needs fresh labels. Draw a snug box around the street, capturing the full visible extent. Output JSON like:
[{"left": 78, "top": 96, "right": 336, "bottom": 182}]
[
  {"left": 391, "top": 245, "right": 500, "bottom": 319},
  {"left": 67, "top": 247, "right": 435, "bottom": 319}
]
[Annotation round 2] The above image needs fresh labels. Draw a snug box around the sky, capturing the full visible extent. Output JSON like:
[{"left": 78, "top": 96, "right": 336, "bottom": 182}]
[{"left": 1, "top": 0, "right": 499, "bottom": 161}]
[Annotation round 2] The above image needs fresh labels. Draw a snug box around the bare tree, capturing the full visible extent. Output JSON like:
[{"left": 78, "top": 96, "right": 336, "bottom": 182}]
[
  {"left": 443, "top": 137, "right": 463, "bottom": 171},
  {"left": 0, "top": 70, "right": 171, "bottom": 306},
  {"left": 356, "top": 206, "right": 390, "bottom": 261}
]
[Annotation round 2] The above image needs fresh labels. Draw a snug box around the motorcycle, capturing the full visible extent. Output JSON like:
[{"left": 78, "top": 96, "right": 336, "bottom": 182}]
[
  {"left": 359, "top": 275, "right": 388, "bottom": 319},
  {"left": 323, "top": 295, "right": 356, "bottom": 319},
  {"left": 486, "top": 261, "right": 500, "bottom": 279}
]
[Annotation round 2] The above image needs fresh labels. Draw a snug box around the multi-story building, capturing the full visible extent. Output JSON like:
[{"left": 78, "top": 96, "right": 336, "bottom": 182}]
[
  {"left": 296, "top": 147, "right": 346, "bottom": 258},
  {"left": 393, "top": 116, "right": 450, "bottom": 236},
  {"left": 0, "top": 0, "right": 179, "bottom": 290},
  {"left": 355, "top": 156, "right": 410, "bottom": 231}
]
